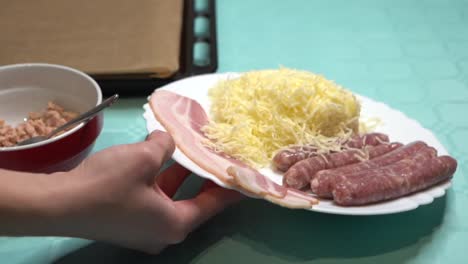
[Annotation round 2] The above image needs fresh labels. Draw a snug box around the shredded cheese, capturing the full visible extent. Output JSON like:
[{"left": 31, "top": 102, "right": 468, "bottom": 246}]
[
  {"left": 201, "top": 68, "right": 362, "bottom": 167},
  {"left": 359, "top": 116, "right": 383, "bottom": 134}
]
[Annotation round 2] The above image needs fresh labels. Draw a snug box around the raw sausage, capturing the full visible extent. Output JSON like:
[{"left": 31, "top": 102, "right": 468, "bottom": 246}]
[
  {"left": 311, "top": 141, "right": 428, "bottom": 198},
  {"left": 283, "top": 142, "right": 402, "bottom": 190},
  {"left": 332, "top": 152, "right": 456, "bottom": 206},
  {"left": 273, "top": 132, "right": 389, "bottom": 172}
]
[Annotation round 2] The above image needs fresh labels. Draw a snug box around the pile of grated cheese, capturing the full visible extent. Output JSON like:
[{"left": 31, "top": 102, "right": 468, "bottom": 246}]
[{"left": 201, "top": 68, "right": 362, "bottom": 167}]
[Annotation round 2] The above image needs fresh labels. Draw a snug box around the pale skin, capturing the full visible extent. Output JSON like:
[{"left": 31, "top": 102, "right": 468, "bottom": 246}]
[{"left": 0, "top": 130, "right": 243, "bottom": 254}]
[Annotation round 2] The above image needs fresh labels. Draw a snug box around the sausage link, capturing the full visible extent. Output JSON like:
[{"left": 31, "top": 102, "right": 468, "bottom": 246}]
[
  {"left": 274, "top": 132, "right": 389, "bottom": 172},
  {"left": 332, "top": 153, "right": 456, "bottom": 206},
  {"left": 311, "top": 141, "right": 429, "bottom": 198},
  {"left": 283, "top": 142, "right": 401, "bottom": 190}
]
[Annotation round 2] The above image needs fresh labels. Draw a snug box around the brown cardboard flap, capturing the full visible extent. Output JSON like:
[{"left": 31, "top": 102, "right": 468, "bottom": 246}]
[{"left": 0, "top": 0, "right": 183, "bottom": 77}]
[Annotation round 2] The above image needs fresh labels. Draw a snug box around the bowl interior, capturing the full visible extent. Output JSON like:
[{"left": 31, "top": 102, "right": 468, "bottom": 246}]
[{"left": 0, "top": 64, "right": 101, "bottom": 126}]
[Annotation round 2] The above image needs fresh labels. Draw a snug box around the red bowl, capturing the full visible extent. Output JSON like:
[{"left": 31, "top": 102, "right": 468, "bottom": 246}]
[
  {"left": 0, "top": 115, "right": 102, "bottom": 173},
  {"left": 0, "top": 63, "right": 103, "bottom": 173}
]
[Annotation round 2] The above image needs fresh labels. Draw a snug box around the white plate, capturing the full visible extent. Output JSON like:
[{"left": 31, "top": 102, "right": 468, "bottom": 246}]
[{"left": 143, "top": 72, "right": 452, "bottom": 215}]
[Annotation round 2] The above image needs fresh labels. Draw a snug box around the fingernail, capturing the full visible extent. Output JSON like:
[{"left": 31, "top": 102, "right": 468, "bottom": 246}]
[{"left": 146, "top": 129, "right": 164, "bottom": 140}]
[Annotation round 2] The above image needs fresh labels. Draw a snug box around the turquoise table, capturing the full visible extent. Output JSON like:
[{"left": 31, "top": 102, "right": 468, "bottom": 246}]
[{"left": 2, "top": 0, "right": 468, "bottom": 263}]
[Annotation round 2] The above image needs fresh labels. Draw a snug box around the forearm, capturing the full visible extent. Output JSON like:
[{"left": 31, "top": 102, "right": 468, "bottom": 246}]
[{"left": 0, "top": 169, "right": 65, "bottom": 236}]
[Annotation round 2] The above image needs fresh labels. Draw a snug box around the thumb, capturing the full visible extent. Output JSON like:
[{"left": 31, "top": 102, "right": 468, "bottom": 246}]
[
  {"left": 144, "top": 130, "right": 175, "bottom": 160},
  {"left": 134, "top": 130, "right": 175, "bottom": 184}
]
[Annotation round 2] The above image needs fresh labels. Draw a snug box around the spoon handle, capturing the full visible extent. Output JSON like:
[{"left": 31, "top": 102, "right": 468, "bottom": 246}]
[{"left": 47, "top": 94, "right": 119, "bottom": 139}]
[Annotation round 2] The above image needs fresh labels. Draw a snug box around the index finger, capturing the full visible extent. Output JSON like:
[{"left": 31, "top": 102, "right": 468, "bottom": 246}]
[
  {"left": 156, "top": 162, "right": 192, "bottom": 198},
  {"left": 174, "top": 186, "right": 244, "bottom": 230}
]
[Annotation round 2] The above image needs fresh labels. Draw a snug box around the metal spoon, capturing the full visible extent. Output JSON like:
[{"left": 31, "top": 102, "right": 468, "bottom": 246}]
[{"left": 17, "top": 94, "right": 119, "bottom": 146}]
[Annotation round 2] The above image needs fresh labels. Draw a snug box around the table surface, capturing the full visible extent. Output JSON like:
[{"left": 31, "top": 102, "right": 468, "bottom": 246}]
[{"left": 2, "top": 0, "right": 468, "bottom": 263}]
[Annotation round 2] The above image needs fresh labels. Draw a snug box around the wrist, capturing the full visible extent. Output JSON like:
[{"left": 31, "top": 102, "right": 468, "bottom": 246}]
[
  {"left": 38, "top": 169, "right": 106, "bottom": 240},
  {"left": 35, "top": 170, "right": 91, "bottom": 238},
  {"left": 0, "top": 169, "right": 61, "bottom": 236}
]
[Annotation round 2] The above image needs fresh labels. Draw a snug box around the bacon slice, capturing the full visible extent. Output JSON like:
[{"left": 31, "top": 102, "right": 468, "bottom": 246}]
[
  {"left": 150, "top": 90, "right": 235, "bottom": 183},
  {"left": 226, "top": 166, "right": 286, "bottom": 197},
  {"left": 226, "top": 166, "right": 318, "bottom": 207},
  {"left": 150, "top": 90, "right": 318, "bottom": 209},
  {"left": 266, "top": 189, "right": 319, "bottom": 209}
]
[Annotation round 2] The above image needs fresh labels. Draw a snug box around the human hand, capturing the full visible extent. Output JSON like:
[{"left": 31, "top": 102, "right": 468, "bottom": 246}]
[{"left": 45, "top": 130, "right": 243, "bottom": 254}]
